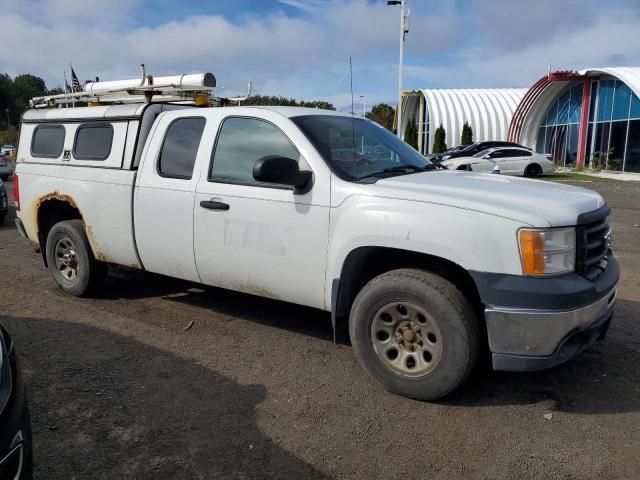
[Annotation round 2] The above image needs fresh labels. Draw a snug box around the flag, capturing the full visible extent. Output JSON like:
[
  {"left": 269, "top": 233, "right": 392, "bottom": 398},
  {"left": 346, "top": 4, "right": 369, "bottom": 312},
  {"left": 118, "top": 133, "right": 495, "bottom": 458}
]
[{"left": 71, "top": 66, "right": 81, "bottom": 92}]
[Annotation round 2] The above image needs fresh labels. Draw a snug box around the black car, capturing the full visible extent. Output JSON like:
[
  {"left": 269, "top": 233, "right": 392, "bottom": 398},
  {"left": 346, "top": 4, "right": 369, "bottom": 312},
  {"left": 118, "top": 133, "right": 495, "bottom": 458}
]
[
  {"left": 0, "top": 179, "right": 8, "bottom": 225},
  {"left": 439, "top": 141, "right": 530, "bottom": 161},
  {"left": 0, "top": 323, "right": 33, "bottom": 479}
]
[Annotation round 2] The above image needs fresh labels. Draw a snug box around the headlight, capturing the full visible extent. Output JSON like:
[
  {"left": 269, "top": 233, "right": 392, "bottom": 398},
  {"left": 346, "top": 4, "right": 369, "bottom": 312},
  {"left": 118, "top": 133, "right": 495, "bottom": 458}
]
[
  {"left": 441, "top": 155, "right": 451, "bottom": 160},
  {"left": 518, "top": 227, "right": 575, "bottom": 276}
]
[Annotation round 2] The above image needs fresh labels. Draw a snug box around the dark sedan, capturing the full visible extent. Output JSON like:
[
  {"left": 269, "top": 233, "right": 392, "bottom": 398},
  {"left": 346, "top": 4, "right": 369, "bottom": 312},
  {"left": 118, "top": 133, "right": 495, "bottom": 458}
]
[
  {"left": 1, "top": 179, "right": 8, "bottom": 225},
  {"left": 0, "top": 323, "right": 33, "bottom": 479}
]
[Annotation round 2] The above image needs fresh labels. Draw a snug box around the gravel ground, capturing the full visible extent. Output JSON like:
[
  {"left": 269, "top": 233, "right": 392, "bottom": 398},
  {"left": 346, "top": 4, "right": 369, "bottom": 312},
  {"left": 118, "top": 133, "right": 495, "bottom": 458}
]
[{"left": 1, "top": 178, "right": 639, "bottom": 479}]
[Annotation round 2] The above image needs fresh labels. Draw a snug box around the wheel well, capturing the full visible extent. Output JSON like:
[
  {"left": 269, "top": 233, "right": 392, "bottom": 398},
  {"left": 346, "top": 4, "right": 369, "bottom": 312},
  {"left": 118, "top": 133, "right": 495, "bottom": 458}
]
[
  {"left": 37, "top": 199, "right": 83, "bottom": 266},
  {"left": 332, "top": 247, "right": 484, "bottom": 342}
]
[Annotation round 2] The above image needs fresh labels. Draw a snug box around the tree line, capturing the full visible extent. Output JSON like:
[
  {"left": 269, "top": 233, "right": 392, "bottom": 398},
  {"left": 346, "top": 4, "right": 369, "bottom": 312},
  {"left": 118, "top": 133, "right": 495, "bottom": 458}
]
[{"left": 0, "top": 73, "right": 61, "bottom": 144}]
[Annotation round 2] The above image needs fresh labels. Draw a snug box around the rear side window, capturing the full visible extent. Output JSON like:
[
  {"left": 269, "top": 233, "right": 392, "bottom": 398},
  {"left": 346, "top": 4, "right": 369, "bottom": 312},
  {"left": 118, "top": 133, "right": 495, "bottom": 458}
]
[
  {"left": 504, "top": 149, "right": 531, "bottom": 157},
  {"left": 158, "top": 117, "right": 206, "bottom": 179},
  {"left": 73, "top": 124, "right": 114, "bottom": 160},
  {"left": 32, "top": 125, "right": 65, "bottom": 158}
]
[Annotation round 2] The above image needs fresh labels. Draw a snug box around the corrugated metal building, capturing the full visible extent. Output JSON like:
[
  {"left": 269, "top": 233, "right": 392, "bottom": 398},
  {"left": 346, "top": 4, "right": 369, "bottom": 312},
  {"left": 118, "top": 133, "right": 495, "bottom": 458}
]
[
  {"left": 399, "top": 88, "right": 526, "bottom": 155},
  {"left": 401, "top": 66, "right": 640, "bottom": 172}
]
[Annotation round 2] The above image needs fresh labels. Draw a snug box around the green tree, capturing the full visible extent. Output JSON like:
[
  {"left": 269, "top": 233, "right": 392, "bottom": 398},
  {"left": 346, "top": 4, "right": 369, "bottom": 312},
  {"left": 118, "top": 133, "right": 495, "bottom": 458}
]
[
  {"left": 366, "top": 103, "right": 395, "bottom": 131},
  {"left": 432, "top": 124, "right": 447, "bottom": 153},
  {"left": 11, "top": 74, "right": 48, "bottom": 122},
  {"left": 405, "top": 117, "right": 418, "bottom": 150},
  {"left": 240, "top": 95, "right": 335, "bottom": 110},
  {"left": 461, "top": 122, "right": 473, "bottom": 145}
]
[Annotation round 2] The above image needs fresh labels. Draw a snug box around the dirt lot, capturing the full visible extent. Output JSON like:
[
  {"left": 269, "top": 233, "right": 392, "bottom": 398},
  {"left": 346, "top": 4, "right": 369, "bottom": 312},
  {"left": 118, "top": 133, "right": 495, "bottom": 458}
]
[{"left": 1, "top": 178, "right": 639, "bottom": 479}]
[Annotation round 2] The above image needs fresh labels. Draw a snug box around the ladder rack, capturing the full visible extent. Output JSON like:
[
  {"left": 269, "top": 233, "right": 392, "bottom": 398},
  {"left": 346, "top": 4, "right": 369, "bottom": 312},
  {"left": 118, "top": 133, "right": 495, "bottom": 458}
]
[
  {"left": 30, "top": 84, "right": 215, "bottom": 108},
  {"left": 28, "top": 66, "right": 252, "bottom": 108}
]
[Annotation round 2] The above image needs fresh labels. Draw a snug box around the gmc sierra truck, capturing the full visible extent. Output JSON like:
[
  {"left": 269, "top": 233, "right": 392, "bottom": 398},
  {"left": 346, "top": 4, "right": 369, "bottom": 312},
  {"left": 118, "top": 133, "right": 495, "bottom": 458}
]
[{"left": 13, "top": 101, "right": 618, "bottom": 400}]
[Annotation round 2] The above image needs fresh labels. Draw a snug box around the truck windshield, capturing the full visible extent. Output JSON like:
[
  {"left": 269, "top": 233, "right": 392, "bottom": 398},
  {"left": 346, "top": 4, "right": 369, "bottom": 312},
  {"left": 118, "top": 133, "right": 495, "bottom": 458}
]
[{"left": 291, "top": 115, "right": 434, "bottom": 181}]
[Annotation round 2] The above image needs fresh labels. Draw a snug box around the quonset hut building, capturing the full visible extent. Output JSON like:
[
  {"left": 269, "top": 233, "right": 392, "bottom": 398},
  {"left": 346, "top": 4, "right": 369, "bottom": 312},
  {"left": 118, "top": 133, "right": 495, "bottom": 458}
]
[{"left": 400, "top": 67, "right": 640, "bottom": 173}]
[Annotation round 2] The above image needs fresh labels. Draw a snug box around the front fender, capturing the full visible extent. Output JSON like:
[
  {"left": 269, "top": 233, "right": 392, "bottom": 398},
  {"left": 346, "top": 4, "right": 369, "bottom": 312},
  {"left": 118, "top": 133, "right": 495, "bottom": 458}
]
[{"left": 325, "top": 195, "right": 528, "bottom": 310}]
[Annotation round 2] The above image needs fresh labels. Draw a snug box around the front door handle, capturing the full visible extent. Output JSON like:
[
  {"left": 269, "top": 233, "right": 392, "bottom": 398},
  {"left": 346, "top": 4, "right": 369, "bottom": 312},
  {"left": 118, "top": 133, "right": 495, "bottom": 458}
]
[{"left": 200, "top": 200, "right": 230, "bottom": 211}]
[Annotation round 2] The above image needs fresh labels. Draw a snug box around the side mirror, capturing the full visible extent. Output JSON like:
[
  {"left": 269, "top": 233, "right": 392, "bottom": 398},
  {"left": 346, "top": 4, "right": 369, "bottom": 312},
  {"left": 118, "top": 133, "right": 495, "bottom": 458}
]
[{"left": 253, "top": 155, "right": 312, "bottom": 193}]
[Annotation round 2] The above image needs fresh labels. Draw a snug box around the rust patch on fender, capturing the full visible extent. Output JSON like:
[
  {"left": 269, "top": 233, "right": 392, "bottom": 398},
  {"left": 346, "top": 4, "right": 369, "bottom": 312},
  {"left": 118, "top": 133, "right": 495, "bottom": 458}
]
[{"left": 34, "top": 192, "right": 108, "bottom": 263}]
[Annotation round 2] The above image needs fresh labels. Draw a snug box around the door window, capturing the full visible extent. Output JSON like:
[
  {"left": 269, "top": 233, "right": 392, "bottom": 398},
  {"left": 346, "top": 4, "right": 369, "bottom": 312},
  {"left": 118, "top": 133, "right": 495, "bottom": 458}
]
[
  {"left": 158, "top": 117, "right": 206, "bottom": 179},
  {"left": 210, "top": 117, "right": 299, "bottom": 186}
]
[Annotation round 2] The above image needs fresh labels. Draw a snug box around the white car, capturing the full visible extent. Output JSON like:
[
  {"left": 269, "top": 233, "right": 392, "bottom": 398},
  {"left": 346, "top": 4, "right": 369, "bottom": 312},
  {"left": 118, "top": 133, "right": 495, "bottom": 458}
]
[
  {"left": 1, "top": 145, "right": 14, "bottom": 155},
  {"left": 441, "top": 147, "right": 555, "bottom": 177}
]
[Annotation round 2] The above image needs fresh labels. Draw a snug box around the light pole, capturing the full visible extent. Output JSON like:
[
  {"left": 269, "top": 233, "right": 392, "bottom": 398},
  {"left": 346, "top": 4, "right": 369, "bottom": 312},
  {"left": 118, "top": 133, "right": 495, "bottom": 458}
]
[
  {"left": 387, "top": 0, "right": 409, "bottom": 138},
  {"left": 359, "top": 95, "right": 366, "bottom": 117}
]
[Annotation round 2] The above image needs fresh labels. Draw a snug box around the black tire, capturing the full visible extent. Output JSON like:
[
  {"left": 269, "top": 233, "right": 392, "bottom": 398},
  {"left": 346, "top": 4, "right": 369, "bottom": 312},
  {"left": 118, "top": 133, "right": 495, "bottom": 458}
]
[
  {"left": 45, "top": 220, "right": 106, "bottom": 296},
  {"left": 349, "top": 269, "right": 479, "bottom": 401},
  {"left": 456, "top": 165, "right": 470, "bottom": 171},
  {"left": 0, "top": 214, "right": 5, "bottom": 226},
  {"left": 0, "top": 175, "right": 8, "bottom": 181},
  {"left": 524, "top": 163, "right": 542, "bottom": 178}
]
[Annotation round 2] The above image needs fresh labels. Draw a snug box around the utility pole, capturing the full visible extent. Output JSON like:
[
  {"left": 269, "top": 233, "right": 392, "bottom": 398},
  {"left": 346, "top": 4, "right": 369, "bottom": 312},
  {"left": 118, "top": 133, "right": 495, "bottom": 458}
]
[{"left": 387, "top": 1, "right": 409, "bottom": 138}]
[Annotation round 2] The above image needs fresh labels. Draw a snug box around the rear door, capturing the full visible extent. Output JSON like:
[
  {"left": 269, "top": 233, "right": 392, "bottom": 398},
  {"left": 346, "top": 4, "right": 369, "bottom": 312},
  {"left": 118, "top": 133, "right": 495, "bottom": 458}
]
[
  {"left": 134, "top": 113, "right": 207, "bottom": 282},
  {"left": 501, "top": 148, "right": 532, "bottom": 174}
]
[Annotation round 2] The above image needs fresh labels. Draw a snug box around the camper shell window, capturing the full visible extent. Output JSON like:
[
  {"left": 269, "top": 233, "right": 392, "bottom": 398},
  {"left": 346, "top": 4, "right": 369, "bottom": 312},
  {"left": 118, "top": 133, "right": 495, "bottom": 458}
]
[
  {"left": 31, "top": 125, "right": 66, "bottom": 158},
  {"left": 73, "top": 123, "right": 114, "bottom": 160}
]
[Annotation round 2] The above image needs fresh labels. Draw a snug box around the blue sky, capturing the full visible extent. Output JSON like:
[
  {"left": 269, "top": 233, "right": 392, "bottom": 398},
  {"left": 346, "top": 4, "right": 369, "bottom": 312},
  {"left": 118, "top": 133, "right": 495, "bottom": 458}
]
[{"left": 2, "top": 0, "right": 639, "bottom": 111}]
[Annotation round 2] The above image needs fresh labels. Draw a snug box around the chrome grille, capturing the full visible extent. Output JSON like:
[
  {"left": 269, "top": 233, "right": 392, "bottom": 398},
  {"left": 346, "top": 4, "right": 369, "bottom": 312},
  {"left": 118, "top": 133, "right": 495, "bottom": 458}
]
[{"left": 576, "top": 213, "right": 611, "bottom": 281}]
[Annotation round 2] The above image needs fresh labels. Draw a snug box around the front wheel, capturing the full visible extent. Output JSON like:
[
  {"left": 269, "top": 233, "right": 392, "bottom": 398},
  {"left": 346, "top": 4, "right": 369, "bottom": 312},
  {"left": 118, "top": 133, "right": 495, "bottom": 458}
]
[
  {"left": 349, "top": 269, "right": 479, "bottom": 400},
  {"left": 45, "top": 220, "right": 106, "bottom": 296}
]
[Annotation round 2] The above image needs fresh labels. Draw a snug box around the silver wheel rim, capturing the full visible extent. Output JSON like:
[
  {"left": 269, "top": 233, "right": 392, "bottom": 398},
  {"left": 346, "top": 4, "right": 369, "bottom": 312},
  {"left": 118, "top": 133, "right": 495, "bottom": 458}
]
[
  {"left": 370, "top": 301, "right": 443, "bottom": 377},
  {"left": 54, "top": 237, "right": 79, "bottom": 282}
]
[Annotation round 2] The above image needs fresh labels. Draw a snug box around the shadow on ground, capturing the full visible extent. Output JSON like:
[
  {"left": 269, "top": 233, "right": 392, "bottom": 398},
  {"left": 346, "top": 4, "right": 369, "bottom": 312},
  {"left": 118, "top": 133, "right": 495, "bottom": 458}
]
[
  {"left": 102, "top": 266, "right": 334, "bottom": 342},
  {"left": 2, "top": 316, "right": 329, "bottom": 480}
]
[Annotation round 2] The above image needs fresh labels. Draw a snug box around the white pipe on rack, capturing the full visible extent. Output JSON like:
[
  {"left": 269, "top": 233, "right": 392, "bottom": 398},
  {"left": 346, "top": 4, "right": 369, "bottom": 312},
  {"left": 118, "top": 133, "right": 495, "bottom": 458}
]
[{"left": 82, "top": 72, "right": 216, "bottom": 93}]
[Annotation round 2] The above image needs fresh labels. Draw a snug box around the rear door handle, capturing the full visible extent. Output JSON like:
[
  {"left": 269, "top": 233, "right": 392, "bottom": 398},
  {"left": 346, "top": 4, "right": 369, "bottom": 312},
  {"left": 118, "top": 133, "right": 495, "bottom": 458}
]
[{"left": 200, "top": 200, "right": 230, "bottom": 211}]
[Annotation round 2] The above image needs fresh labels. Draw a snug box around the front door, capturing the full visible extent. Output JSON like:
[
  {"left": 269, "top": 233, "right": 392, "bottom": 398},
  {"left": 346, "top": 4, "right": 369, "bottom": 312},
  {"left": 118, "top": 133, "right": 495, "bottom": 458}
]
[{"left": 193, "top": 115, "right": 330, "bottom": 310}]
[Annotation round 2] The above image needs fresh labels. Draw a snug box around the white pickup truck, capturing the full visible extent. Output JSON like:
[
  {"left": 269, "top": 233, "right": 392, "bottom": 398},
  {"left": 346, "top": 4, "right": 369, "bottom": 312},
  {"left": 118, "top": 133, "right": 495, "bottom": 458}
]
[{"left": 14, "top": 102, "right": 618, "bottom": 400}]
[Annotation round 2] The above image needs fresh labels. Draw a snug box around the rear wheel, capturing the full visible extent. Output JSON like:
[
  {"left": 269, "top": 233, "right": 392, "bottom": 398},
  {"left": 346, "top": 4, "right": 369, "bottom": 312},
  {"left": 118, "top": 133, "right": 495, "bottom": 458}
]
[
  {"left": 524, "top": 163, "right": 542, "bottom": 178},
  {"left": 349, "top": 269, "right": 480, "bottom": 400},
  {"left": 45, "top": 220, "right": 106, "bottom": 296}
]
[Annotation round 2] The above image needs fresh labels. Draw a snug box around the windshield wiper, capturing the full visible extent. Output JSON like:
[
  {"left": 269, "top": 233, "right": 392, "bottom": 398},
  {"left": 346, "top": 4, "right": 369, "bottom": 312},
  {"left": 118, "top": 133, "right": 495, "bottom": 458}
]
[{"left": 358, "top": 164, "right": 433, "bottom": 181}]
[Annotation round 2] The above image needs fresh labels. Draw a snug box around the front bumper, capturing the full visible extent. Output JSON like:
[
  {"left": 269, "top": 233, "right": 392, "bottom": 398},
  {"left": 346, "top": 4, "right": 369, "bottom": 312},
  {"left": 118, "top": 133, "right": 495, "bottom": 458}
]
[
  {"left": 488, "top": 288, "right": 615, "bottom": 371},
  {"left": 470, "top": 254, "right": 619, "bottom": 372}
]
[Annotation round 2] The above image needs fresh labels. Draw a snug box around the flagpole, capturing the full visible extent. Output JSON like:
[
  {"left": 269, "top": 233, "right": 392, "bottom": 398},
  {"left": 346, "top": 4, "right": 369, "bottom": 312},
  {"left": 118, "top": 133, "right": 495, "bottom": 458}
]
[
  {"left": 69, "top": 61, "right": 75, "bottom": 108},
  {"left": 63, "top": 71, "right": 69, "bottom": 109}
]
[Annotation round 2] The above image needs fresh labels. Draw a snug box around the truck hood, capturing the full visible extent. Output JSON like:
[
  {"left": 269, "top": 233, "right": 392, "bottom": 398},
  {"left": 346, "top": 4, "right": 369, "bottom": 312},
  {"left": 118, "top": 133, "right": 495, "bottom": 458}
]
[{"left": 374, "top": 170, "right": 605, "bottom": 227}]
